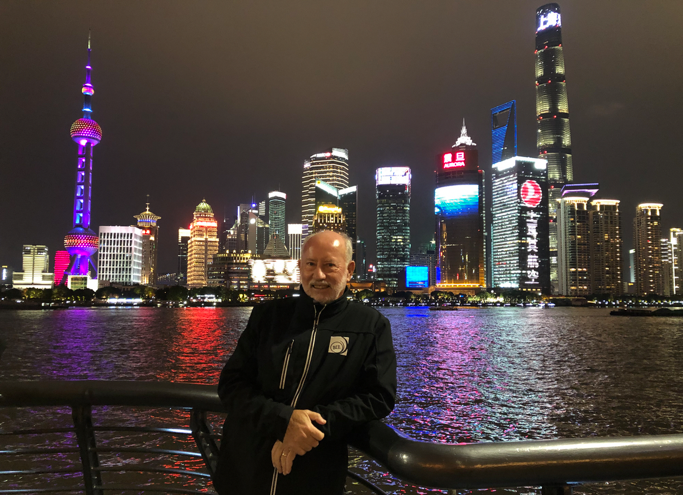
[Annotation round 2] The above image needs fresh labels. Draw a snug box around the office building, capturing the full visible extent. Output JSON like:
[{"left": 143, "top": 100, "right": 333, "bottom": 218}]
[
  {"left": 302, "top": 148, "right": 349, "bottom": 236},
  {"left": 356, "top": 238, "right": 367, "bottom": 281},
  {"left": 435, "top": 122, "right": 485, "bottom": 292},
  {"left": 312, "top": 180, "right": 358, "bottom": 264},
  {"left": 1, "top": 266, "right": 13, "bottom": 285},
  {"left": 491, "top": 157, "right": 549, "bottom": 292},
  {"left": 589, "top": 199, "right": 623, "bottom": 297},
  {"left": 53, "top": 251, "right": 71, "bottom": 286},
  {"left": 536, "top": 3, "right": 574, "bottom": 294},
  {"left": 339, "top": 186, "right": 358, "bottom": 265},
  {"left": 187, "top": 199, "right": 219, "bottom": 288},
  {"left": 12, "top": 245, "right": 53, "bottom": 290},
  {"left": 376, "top": 167, "right": 411, "bottom": 288},
  {"left": 237, "top": 203, "right": 269, "bottom": 255},
  {"left": 97, "top": 227, "right": 143, "bottom": 286},
  {"left": 661, "top": 238, "right": 673, "bottom": 297},
  {"left": 288, "top": 224, "right": 303, "bottom": 260},
  {"left": 313, "top": 205, "right": 346, "bottom": 234},
  {"left": 61, "top": 34, "right": 102, "bottom": 291},
  {"left": 670, "top": 228, "right": 682, "bottom": 295},
  {"left": 491, "top": 101, "right": 517, "bottom": 165},
  {"left": 215, "top": 251, "right": 253, "bottom": 290},
  {"left": 268, "top": 192, "right": 286, "bottom": 242},
  {"left": 556, "top": 185, "right": 598, "bottom": 296},
  {"left": 177, "top": 228, "right": 191, "bottom": 286},
  {"left": 634, "top": 203, "right": 663, "bottom": 296},
  {"left": 134, "top": 202, "right": 161, "bottom": 286}
]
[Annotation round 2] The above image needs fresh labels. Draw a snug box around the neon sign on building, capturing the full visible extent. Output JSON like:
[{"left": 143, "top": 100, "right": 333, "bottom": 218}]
[
  {"left": 443, "top": 151, "right": 466, "bottom": 169},
  {"left": 520, "top": 180, "right": 543, "bottom": 208},
  {"left": 538, "top": 12, "right": 561, "bottom": 32},
  {"left": 520, "top": 180, "right": 543, "bottom": 285}
]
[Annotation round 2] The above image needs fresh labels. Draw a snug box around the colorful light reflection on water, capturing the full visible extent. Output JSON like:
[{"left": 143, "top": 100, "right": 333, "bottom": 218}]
[{"left": 1, "top": 306, "right": 682, "bottom": 494}]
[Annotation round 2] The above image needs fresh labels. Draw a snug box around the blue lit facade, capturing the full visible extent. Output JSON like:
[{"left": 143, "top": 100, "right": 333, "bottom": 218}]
[
  {"left": 435, "top": 123, "right": 485, "bottom": 291},
  {"left": 406, "top": 266, "right": 429, "bottom": 289},
  {"left": 491, "top": 101, "right": 517, "bottom": 165},
  {"left": 376, "top": 167, "right": 411, "bottom": 288}
]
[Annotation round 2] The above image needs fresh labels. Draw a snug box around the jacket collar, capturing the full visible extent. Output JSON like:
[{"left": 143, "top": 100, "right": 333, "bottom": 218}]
[{"left": 297, "top": 285, "right": 350, "bottom": 318}]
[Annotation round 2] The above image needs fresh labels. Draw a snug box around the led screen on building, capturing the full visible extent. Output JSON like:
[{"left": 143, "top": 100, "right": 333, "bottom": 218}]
[
  {"left": 376, "top": 167, "right": 411, "bottom": 186},
  {"left": 435, "top": 184, "right": 479, "bottom": 217},
  {"left": 249, "top": 259, "right": 300, "bottom": 284},
  {"left": 406, "top": 266, "right": 429, "bottom": 288}
]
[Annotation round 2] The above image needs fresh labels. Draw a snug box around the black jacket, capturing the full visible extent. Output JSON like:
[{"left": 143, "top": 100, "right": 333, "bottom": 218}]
[{"left": 214, "top": 289, "right": 397, "bottom": 495}]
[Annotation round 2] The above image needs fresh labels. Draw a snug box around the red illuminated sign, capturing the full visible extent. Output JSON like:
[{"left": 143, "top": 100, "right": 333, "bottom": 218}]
[
  {"left": 142, "top": 229, "right": 151, "bottom": 235},
  {"left": 193, "top": 221, "right": 217, "bottom": 228},
  {"left": 443, "top": 151, "right": 466, "bottom": 169},
  {"left": 520, "top": 180, "right": 543, "bottom": 208}
]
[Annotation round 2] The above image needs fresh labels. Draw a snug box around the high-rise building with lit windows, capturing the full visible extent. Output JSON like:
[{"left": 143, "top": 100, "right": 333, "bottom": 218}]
[
  {"left": 12, "top": 245, "right": 53, "bottom": 290},
  {"left": 187, "top": 199, "right": 219, "bottom": 288},
  {"left": 491, "top": 157, "right": 550, "bottom": 292},
  {"left": 339, "top": 186, "right": 358, "bottom": 266},
  {"left": 302, "top": 148, "right": 349, "bottom": 237},
  {"left": 268, "top": 192, "right": 286, "bottom": 241},
  {"left": 670, "top": 228, "right": 683, "bottom": 294},
  {"left": 177, "top": 228, "right": 191, "bottom": 286},
  {"left": 288, "top": 224, "right": 303, "bottom": 260},
  {"left": 634, "top": 203, "right": 663, "bottom": 296},
  {"left": 536, "top": 3, "right": 573, "bottom": 294},
  {"left": 53, "top": 251, "right": 70, "bottom": 286},
  {"left": 97, "top": 226, "right": 143, "bottom": 286},
  {"left": 134, "top": 202, "right": 161, "bottom": 286},
  {"left": 435, "top": 122, "right": 485, "bottom": 292},
  {"left": 376, "top": 167, "right": 411, "bottom": 287},
  {"left": 589, "top": 199, "right": 623, "bottom": 297},
  {"left": 61, "top": 33, "right": 102, "bottom": 291},
  {"left": 557, "top": 185, "right": 598, "bottom": 296}
]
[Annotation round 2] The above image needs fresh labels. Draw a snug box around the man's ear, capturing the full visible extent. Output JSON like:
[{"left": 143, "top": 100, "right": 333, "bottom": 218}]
[{"left": 346, "top": 261, "right": 355, "bottom": 282}]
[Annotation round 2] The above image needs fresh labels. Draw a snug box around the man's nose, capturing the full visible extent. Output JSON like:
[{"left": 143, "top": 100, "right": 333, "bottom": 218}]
[{"left": 312, "top": 264, "right": 325, "bottom": 279}]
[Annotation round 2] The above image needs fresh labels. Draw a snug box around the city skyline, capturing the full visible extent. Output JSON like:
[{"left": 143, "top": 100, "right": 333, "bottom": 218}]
[{"left": 1, "top": 1, "right": 682, "bottom": 274}]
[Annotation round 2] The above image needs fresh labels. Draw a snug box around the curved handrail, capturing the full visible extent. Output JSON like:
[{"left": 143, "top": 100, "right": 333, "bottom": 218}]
[{"left": 2, "top": 381, "right": 683, "bottom": 491}]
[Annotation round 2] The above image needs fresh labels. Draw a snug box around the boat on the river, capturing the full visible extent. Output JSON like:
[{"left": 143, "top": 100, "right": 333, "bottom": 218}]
[{"left": 429, "top": 306, "right": 458, "bottom": 311}]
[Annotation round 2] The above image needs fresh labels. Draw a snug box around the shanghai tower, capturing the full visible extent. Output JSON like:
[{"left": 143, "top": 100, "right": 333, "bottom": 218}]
[
  {"left": 536, "top": 3, "right": 572, "bottom": 293},
  {"left": 60, "top": 33, "right": 102, "bottom": 289}
]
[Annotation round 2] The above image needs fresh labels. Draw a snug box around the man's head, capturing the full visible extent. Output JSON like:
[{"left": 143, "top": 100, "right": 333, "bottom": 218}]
[{"left": 299, "top": 230, "right": 355, "bottom": 304}]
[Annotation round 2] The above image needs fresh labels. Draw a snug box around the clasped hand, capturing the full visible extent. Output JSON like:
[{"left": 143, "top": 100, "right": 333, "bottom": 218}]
[{"left": 271, "top": 409, "right": 326, "bottom": 475}]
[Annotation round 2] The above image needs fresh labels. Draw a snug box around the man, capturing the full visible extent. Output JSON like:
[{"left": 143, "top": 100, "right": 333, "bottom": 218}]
[{"left": 215, "top": 230, "right": 396, "bottom": 495}]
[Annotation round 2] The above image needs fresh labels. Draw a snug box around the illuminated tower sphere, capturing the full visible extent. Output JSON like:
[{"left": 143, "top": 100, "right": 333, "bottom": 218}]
[{"left": 61, "top": 33, "right": 102, "bottom": 286}]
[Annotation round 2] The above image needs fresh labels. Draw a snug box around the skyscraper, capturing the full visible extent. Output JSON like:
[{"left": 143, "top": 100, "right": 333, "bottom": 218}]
[
  {"left": 435, "top": 122, "right": 485, "bottom": 292},
  {"left": 134, "top": 202, "right": 161, "bottom": 286},
  {"left": 177, "top": 228, "right": 191, "bottom": 285},
  {"left": 634, "top": 203, "right": 663, "bottom": 296},
  {"left": 53, "top": 251, "right": 70, "bottom": 286},
  {"left": 589, "top": 200, "right": 623, "bottom": 297},
  {"left": 376, "top": 167, "right": 411, "bottom": 288},
  {"left": 98, "top": 226, "right": 143, "bottom": 286},
  {"left": 557, "top": 185, "right": 598, "bottom": 296},
  {"left": 491, "top": 101, "right": 517, "bottom": 165},
  {"left": 187, "top": 199, "right": 219, "bottom": 288},
  {"left": 288, "top": 224, "right": 304, "bottom": 260},
  {"left": 12, "top": 245, "right": 53, "bottom": 290},
  {"left": 339, "top": 186, "right": 358, "bottom": 266},
  {"left": 268, "top": 192, "right": 286, "bottom": 241},
  {"left": 61, "top": 34, "right": 102, "bottom": 291},
  {"left": 313, "top": 205, "right": 346, "bottom": 234},
  {"left": 491, "top": 157, "right": 550, "bottom": 292},
  {"left": 302, "top": 148, "right": 349, "bottom": 236},
  {"left": 670, "top": 228, "right": 683, "bottom": 294},
  {"left": 536, "top": 3, "right": 573, "bottom": 294}
]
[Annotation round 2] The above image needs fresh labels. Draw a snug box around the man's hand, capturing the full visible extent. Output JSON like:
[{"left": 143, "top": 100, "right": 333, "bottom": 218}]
[{"left": 271, "top": 440, "right": 296, "bottom": 475}]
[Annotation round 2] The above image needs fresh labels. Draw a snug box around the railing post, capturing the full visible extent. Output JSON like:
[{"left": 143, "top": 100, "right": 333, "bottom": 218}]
[
  {"left": 190, "top": 408, "right": 221, "bottom": 478},
  {"left": 72, "top": 404, "right": 103, "bottom": 495},
  {"left": 541, "top": 485, "right": 573, "bottom": 495}
]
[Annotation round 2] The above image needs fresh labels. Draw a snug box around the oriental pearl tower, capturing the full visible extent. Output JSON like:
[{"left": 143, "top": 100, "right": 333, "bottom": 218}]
[{"left": 60, "top": 33, "right": 103, "bottom": 287}]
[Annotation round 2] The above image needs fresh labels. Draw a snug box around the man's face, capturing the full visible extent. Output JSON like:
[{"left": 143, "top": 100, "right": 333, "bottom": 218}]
[{"left": 299, "top": 232, "right": 354, "bottom": 304}]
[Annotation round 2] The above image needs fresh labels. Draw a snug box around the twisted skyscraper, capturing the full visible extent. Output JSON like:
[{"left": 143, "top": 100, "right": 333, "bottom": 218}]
[
  {"left": 536, "top": 3, "right": 573, "bottom": 293},
  {"left": 60, "top": 34, "right": 102, "bottom": 289}
]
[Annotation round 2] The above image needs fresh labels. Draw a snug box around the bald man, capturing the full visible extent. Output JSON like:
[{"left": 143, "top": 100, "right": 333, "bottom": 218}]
[{"left": 215, "top": 230, "right": 397, "bottom": 495}]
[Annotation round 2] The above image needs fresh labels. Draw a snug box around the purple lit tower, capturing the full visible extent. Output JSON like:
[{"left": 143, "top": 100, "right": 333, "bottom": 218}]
[{"left": 60, "top": 34, "right": 102, "bottom": 287}]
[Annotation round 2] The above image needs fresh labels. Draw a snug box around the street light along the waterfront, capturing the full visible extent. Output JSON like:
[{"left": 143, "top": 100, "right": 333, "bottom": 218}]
[{"left": 1, "top": 306, "right": 682, "bottom": 494}]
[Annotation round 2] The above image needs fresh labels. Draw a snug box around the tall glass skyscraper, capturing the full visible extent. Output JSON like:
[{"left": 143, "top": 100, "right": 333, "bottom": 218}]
[
  {"left": 376, "top": 167, "right": 411, "bottom": 288},
  {"left": 491, "top": 157, "right": 550, "bottom": 292},
  {"left": 491, "top": 101, "right": 517, "bottom": 165},
  {"left": 634, "top": 203, "right": 663, "bottom": 296},
  {"left": 435, "top": 123, "right": 485, "bottom": 292},
  {"left": 536, "top": 3, "right": 573, "bottom": 294},
  {"left": 268, "top": 191, "right": 286, "bottom": 240},
  {"left": 301, "top": 148, "right": 349, "bottom": 237}
]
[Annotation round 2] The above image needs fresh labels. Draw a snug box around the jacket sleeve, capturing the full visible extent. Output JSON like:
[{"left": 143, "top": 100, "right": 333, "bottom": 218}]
[
  {"left": 217, "top": 305, "right": 294, "bottom": 441},
  {"left": 312, "top": 315, "right": 397, "bottom": 441}
]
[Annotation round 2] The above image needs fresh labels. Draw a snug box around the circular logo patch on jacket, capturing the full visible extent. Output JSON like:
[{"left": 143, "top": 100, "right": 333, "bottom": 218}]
[{"left": 328, "top": 336, "right": 349, "bottom": 356}]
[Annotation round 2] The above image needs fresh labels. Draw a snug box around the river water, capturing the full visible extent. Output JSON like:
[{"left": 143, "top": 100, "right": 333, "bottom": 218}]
[{"left": 1, "top": 306, "right": 682, "bottom": 494}]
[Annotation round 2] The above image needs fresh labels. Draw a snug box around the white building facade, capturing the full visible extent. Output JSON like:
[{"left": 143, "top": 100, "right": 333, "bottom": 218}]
[
  {"left": 12, "top": 245, "right": 54, "bottom": 290},
  {"left": 97, "top": 226, "right": 143, "bottom": 287}
]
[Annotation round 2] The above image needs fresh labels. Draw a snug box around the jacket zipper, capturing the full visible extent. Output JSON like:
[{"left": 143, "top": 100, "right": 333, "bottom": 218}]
[
  {"left": 279, "top": 340, "right": 294, "bottom": 390},
  {"left": 270, "top": 304, "right": 326, "bottom": 495}
]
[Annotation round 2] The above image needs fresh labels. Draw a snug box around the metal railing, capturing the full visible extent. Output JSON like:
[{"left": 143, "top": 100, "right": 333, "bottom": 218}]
[{"left": 2, "top": 381, "right": 683, "bottom": 494}]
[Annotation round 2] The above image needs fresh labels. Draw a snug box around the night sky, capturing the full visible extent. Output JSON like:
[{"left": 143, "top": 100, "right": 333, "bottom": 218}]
[{"left": 2, "top": 1, "right": 682, "bottom": 275}]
